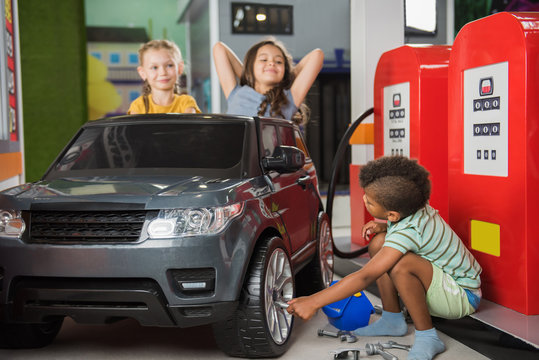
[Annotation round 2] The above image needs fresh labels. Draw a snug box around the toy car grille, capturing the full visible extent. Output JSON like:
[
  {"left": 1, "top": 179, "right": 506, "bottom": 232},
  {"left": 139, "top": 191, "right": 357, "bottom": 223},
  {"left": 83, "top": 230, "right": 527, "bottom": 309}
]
[{"left": 27, "top": 210, "right": 151, "bottom": 244}]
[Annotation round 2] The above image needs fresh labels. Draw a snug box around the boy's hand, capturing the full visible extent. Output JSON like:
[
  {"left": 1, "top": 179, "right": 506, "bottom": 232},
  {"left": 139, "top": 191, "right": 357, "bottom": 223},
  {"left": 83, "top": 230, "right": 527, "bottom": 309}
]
[
  {"left": 362, "top": 220, "right": 387, "bottom": 239},
  {"left": 286, "top": 296, "right": 319, "bottom": 320}
]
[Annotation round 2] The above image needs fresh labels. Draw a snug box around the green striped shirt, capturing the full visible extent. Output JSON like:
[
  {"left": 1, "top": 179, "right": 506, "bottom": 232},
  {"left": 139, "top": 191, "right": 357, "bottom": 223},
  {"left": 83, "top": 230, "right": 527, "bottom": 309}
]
[{"left": 384, "top": 205, "right": 482, "bottom": 290}]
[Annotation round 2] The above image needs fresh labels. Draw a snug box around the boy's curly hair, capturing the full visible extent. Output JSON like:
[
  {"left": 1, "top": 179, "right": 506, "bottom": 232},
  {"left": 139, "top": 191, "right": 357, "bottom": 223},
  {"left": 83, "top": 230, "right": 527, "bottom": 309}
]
[{"left": 359, "top": 156, "right": 431, "bottom": 218}]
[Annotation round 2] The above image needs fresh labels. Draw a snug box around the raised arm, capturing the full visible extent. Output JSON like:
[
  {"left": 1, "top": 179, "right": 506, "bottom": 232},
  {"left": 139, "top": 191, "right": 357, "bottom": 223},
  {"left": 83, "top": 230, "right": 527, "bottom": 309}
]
[
  {"left": 290, "top": 48, "right": 324, "bottom": 107},
  {"left": 212, "top": 41, "right": 244, "bottom": 99}
]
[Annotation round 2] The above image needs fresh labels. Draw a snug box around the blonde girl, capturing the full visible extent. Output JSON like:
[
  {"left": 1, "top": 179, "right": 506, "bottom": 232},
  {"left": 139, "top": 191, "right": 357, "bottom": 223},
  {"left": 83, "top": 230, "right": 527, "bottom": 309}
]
[
  {"left": 213, "top": 38, "right": 323, "bottom": 124},
  {"left": 128, "top": 39, "right": 201, "bottom": 114}
]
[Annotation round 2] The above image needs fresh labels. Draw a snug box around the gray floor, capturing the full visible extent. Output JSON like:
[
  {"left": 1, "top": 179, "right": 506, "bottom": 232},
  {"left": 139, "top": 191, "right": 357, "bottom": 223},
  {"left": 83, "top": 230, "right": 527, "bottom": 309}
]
[{"left": 0, "top": 293, "right": 490, "bottom": 360}]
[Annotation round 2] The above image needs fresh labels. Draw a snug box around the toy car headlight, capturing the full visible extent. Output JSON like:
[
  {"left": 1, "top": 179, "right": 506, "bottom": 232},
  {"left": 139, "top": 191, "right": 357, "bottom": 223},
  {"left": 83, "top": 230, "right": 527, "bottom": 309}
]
[
  {"left": 147, "top": 203, "right": 243, "bottom": 238},
  {"left": 0, "top": 210, "right": 26, "bottom": 238}
]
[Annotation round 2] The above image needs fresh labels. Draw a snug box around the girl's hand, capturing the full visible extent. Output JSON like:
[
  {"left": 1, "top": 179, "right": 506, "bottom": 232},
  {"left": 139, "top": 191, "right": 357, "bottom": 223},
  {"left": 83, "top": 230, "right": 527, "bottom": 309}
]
[
  {"left": 362, "top": 221, "right": 387, "bottom": 239},
  {"left": 286, "top": 296, "right": 319, "bottom": 321}
]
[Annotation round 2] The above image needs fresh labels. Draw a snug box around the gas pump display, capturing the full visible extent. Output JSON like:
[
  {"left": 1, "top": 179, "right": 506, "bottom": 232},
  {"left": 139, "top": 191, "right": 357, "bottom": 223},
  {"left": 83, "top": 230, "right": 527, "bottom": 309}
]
[
  {"left": 383, "top": 82, "right": 410, "bottom": 157},
  {"left": 463, "top": 62, "right": 508, "bottom": 176}
]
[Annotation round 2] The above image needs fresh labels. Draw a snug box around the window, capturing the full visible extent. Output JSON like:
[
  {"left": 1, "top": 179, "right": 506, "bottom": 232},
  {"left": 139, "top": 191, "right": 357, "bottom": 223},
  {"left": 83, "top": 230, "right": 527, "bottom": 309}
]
[
  {"left": 405, "top": 0, "right": 437, "bottom": 36},
  {"left": 90, "top": 51, "right": 102, "bottom": 60},
  {"left": 279, "top": 126, "right": 295, "bottom": 146},
  {"left": 129, "top": 90, "right": 140, "bottom": 102},
  {"left": 231, "top": 2, "right": 293, "bottom": 35},
  {"left": 128, "top": 53, "right": 138, "bottom": 65},
  {"left": 261, "top": 124, "right": 278, "bottom": 157},
  {"left": 109, "top": 52, "right": 121, "bottom": 64},
  {"left": 49, "top": 123, "right": 246, "bottom": 177}
]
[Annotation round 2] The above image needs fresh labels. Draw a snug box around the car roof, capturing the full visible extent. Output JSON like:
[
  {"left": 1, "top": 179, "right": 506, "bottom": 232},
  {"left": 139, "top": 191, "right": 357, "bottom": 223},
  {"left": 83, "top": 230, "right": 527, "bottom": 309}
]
[
  {"left": 85, "top": 113, "right": 257, "bottom": 128},
  {"left": 85, "top": 113, "right": 299, "bottom": 129}
]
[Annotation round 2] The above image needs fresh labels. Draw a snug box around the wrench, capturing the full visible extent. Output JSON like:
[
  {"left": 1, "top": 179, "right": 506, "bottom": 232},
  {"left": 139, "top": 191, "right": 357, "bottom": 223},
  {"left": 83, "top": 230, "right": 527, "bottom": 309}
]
[
  {"left": 318, "top": 329, "right": 357, "bottom": 343},
  {"left": 318, "top": 329, "right": 341, "bottom": 338},
  {"left": 379, "top": 340, "right": 411, "bottom": 351},
  {"left": 329, "top": 348, "right": 361, "bottom": 360},
  {"left": 365, "top": 343, "right": 398, "bottom": 360},
  {"left": 274, "top": 300, "right": 289, "bottom": 309},
  {"left": 340, "top": 333, "right": 358, "bottom": 343}
]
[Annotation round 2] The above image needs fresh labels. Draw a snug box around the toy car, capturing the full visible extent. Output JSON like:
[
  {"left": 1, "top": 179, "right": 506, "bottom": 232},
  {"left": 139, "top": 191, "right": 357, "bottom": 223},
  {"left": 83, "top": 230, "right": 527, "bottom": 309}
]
[{"left": 0, "top": 114, "right": 334, "bottom": 357}]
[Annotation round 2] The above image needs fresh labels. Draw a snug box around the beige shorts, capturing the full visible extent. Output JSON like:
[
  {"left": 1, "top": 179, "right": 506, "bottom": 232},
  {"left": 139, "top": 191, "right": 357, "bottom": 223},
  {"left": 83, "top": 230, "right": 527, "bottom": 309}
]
[{"left": 426, "top": 264, "right": 476, "bottom": 319}]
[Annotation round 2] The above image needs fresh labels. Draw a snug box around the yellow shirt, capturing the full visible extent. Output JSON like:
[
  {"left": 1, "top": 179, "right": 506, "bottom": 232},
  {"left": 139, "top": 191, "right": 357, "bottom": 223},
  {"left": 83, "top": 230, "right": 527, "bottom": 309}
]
[{"left": 127, "top": 94, "right": 201, "bottom": 114}]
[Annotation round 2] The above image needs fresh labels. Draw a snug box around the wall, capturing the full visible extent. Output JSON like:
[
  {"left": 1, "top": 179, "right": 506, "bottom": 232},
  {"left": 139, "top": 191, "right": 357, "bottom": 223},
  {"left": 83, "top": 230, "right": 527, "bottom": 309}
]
[
  {"left": 84, "top": 0, "right": 186, "bottom": 50},
  {"left": 18, "top": 0, "right": 87, "bottom": 182},
  {"left": 217, "top": 0, "right": 350, "bottom": 60}
]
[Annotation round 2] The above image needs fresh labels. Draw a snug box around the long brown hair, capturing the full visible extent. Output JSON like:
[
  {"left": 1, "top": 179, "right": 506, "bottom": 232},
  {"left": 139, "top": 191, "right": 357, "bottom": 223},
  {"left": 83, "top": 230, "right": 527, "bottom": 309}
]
[
  {"left": 138, "top": 39, "right": 183, "bottom": 113},
  {"left": 240, "top": 37, "right": 297, "bottom": 120}
]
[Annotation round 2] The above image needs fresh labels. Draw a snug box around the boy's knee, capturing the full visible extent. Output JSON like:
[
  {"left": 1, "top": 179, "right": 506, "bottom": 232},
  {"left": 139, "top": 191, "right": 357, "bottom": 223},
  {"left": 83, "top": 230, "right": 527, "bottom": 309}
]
[{"left": 389, "top": 253, "right": 430, "bottom": 279}]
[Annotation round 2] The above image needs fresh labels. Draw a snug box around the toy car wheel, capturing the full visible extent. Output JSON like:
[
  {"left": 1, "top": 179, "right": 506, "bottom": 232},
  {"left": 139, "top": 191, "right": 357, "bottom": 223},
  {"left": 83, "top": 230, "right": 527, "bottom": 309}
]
[
  {"left": 296, "top": 212, "right": 334, "bottom": 295},
  {"left": 0, "top": 318, "right": 64, "bottom": 349},
  {"left": 317, "top": 212, "right": 335, "bottom": 287},
  {"left": 212, "top": 236, "right": 294, "bottom": 357}
]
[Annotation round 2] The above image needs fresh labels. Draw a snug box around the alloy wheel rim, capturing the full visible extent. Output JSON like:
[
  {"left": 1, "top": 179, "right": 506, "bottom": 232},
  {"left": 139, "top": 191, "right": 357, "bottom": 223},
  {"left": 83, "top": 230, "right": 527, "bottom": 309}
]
[
  {"left": 264, "top": 248, "right": 293, "bottom": 345},
  {"left": 319, "top": 218, "right": 334, "bottom": 287}
]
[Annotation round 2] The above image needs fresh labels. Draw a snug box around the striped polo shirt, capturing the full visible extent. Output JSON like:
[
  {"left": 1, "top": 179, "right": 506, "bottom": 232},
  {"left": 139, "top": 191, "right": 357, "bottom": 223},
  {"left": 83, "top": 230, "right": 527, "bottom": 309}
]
[{"left": 384, "top": 204, "right": 482, "bottom": 290}]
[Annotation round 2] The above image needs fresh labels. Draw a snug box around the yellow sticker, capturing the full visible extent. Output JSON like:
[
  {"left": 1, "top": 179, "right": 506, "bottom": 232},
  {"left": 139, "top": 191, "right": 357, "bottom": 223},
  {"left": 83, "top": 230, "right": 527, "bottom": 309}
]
[{"left": 470, "top": 219, "right": 500, "bottom": 257}]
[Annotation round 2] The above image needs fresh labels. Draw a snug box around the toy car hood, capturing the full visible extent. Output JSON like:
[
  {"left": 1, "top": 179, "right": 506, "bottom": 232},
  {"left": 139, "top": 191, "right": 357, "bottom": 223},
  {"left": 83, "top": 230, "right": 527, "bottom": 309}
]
[{"left": 0, "top": 175, "right": 261, "bottom": 211}]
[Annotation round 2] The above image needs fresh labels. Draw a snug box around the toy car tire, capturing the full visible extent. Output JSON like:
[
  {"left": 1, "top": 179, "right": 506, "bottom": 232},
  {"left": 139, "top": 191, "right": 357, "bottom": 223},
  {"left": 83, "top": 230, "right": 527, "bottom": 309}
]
[
  {"left": 296, "top": 212, "right": 334, "bottom": 296},
  {"left": 0, "top": 318, "right": 64, "bottom": 349},
  {"left": 212, "top": 235, "right": 294, "bottom": 357}
]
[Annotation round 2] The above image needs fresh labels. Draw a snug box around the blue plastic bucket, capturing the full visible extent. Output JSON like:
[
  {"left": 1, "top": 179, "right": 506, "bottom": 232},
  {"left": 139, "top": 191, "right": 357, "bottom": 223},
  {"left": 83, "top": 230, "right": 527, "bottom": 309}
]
[{"left": 322, "top": 280, "right": 374, "bottom": 331}]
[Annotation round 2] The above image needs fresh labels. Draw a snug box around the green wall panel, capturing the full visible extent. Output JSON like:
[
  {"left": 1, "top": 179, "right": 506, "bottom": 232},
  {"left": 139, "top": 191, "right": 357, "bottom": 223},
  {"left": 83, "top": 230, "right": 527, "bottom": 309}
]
[{"left": 19, "top": 0, "right": 87, "bottom": 182}]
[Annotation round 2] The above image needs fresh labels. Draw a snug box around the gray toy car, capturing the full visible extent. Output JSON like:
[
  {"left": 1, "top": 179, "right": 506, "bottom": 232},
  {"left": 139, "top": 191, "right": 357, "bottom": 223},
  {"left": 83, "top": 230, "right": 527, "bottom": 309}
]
[{"left": 0, "top": 114, "right": 334, "bottom": 357}]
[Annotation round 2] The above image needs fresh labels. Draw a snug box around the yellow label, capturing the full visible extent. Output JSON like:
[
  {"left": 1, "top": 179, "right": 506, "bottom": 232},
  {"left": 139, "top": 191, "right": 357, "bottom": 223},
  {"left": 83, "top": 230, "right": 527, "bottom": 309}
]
[{"left": 470, "top": 219, "right": 500, "bottom": 256}]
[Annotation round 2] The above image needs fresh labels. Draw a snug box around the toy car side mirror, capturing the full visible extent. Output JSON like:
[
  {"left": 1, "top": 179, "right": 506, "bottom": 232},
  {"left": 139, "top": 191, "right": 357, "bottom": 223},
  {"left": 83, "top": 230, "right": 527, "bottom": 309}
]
[{"left": 262, "top": 145, "right": 305, "bottom": 173}]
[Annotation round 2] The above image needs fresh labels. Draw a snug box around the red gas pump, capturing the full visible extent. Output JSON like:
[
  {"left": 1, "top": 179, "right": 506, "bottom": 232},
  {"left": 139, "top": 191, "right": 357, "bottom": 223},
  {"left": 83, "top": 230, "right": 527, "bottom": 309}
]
[
  {"left": 350, "top": 45, "right": 451, "bottom": 246},
  {"left": 448, "top": 12, "right": 539, "bottom": 315},
  {"left": 374, "top": 45, "right": 451, "bottom": 220}
]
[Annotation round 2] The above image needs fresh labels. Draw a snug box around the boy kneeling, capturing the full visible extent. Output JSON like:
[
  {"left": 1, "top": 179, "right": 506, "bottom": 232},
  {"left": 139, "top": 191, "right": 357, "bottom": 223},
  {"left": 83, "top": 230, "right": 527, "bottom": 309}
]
[{"left": 287, "top": 156, "right": 482, "bottom": 360}]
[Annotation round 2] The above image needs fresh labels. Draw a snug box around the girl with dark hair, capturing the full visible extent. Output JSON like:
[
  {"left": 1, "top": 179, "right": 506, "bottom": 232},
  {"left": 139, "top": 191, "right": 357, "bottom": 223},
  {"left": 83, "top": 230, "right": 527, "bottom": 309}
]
[{"left": 213, "top": 38, "right": 323, "bottom": 125}]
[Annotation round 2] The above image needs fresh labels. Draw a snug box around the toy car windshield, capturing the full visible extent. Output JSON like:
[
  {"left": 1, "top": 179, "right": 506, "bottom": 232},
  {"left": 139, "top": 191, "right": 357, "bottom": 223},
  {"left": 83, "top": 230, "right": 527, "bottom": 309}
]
[{"left": 45, "top": 122, "right": 246, "bottom": 179}]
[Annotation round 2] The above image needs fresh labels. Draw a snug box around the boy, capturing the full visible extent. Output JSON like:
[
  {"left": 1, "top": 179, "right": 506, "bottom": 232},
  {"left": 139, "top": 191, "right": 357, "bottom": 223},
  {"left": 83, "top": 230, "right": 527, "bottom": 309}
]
[{"left": 287, "top": 156, "right": 482, "bottom": 360}]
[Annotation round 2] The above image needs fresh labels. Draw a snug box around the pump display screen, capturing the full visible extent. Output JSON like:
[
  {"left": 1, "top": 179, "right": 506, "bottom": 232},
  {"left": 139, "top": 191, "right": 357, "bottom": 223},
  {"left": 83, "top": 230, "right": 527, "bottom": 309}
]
[
  {"left": 383, "top": 82, "right": 410, "bottom": 157},
  {"left": 463, "top": 62, "right": 508, "bottom": 177}
]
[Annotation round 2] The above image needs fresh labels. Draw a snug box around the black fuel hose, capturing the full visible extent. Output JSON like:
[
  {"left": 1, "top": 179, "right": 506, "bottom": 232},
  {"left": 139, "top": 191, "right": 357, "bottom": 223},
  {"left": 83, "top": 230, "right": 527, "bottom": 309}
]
[{"left": 326, "top": 107, "right": 374, "bottom": 258}]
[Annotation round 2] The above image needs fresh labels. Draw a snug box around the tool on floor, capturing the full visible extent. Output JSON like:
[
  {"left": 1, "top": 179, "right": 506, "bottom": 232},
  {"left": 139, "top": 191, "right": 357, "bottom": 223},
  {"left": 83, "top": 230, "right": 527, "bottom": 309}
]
[
  {"left": 378, "top": 340, "right": 411, "bottom": 351},
  {"left": 341, "top": 333, "right": 358, "bottom": 343},
  {"left": 318, "top": 329, "right": 341, "bottom": 338},
  {"left": 318, "top": 329, "right": 358, "bottom": 343},
  {"left": 329, "top": 340, "right": 410, "bottom": 359},
  {"left": 329, "top": 347, "right": 362, "bottom": 360},
  {"left": 365, "top": 343, "right": 398, "bottom": 360}
]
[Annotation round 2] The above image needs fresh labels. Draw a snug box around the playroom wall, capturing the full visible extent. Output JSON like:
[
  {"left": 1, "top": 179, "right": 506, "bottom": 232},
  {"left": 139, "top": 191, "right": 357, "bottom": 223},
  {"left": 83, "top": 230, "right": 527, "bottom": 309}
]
[{"left": 18, "top": 0, "right": 87, "bottom": 182}]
